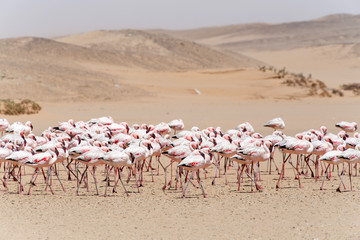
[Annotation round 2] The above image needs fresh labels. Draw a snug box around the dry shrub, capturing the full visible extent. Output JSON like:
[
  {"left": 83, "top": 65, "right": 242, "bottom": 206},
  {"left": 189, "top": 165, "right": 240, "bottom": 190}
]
[
  {"left": 340, "top": 83, "right": 360, "bottom": 95},
  {"left": 0, "top": 99, "right": 41, "bottom": 115}
]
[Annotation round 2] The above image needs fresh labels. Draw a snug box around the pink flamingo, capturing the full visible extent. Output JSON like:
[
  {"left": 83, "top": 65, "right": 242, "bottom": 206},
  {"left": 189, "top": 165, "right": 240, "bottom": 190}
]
[
  {"left": 25, "top": 148, "right": 59, "bottom": 195},
  {"left": 0, "top": 119, "right": 9, "bottom": 136},
  {"left": 177, "top": 149, "right": 213, "bottom": 198},
  {"left": 311, "top": 139, "right": 333, "bottom": 181},
  {"left": 264, "top": 117, "right": 285, "bottom": 131},
  {"left": 335, "top": 121, "right": 357, "bottom": 133},
  {"left": 230, "top": 154, "right": 252, "bottom": 191},
  {"left": 74, "top": 147, "right": 108, "bottom": 195},
  {"left": 338, "top": 145, "right": 360, "bottom": 191},
  {"left": 237, "top": 140, "right": 272, "bottom": 191},
  {"left": 98, "top": 150, "right": 136, "bottom": 197},
  {"left": 161, "top": 142, "right": 198, "bottom": 190},
  {"left": 319, "top": 145, "right": 347, "bottom": 191},
  {"left": 276, "top": 135, "right": 313, "bottom": 189},
  {"left": 168, "top": 119, "right": 184, "bottom": 135}
]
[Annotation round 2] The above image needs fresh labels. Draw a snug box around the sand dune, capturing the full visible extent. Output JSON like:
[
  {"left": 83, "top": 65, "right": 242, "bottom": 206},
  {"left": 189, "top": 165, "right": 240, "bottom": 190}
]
[
  {"left": 243, "top": 44, "right": 360, "bottom": 88},
  {"left": 154, "top": 14, "right": 360, "bottom": 88},
  {"left": 57, "top": 29, "right": 264, "bottom": 70},
  {"left": 0, "top": 30, "right": 265, "bottom": 102},
  {"left": 0, "top": 13, "right": 359, "bottom": 240},
  {"left": 156, "top": 14, "right": 360, "bottom": 51}
]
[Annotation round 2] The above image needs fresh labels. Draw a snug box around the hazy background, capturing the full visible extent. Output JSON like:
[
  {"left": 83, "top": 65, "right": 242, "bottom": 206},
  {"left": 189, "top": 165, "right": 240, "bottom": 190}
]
[{"left": 0, "top": 0, "right": 359, "bottom": 39}]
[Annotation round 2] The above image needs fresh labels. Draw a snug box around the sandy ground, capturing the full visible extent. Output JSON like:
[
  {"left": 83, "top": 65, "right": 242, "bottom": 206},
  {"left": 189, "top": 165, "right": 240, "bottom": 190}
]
[
  {"left": 1, "top": 17, "right": 360, "bottom": 239},
  {"left": 0, "top": 136, "right": 360, "bottom": 240},
  {"left": 243, "top": 45, "right": 360, "bottom": 88},
  {"left": 1, "top": 89, "right": 360, "bottom": 239}
]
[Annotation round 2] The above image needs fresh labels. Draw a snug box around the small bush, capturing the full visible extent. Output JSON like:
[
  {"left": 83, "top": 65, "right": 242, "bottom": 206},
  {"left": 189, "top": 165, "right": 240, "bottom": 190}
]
[
  {"left": 340, "top": 83, "right": 360, "bottom": 95},
  {"left": 0, "top": 99, "right": 41, "bottom": 115}
]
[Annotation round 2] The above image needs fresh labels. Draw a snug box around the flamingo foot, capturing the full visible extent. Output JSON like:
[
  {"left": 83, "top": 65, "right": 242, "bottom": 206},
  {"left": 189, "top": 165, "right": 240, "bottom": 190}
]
[
  {"left": 256, "top": 184, "right": 263, "bottom": 191},
  {"left": 336, "top": 187, "right": 342, "bottom": 193}
]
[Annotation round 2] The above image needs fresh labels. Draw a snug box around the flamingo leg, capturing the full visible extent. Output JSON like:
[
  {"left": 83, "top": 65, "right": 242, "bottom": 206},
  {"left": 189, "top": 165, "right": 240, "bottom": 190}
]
[
  {"left": 314, "top": 156, "right": 320, "bottom": 182},
  {"left": 288, "top": 158, "right": 302, "bottom": 188},
  {"left": 112, "top": 167, "right": 119, "bottom": 193},
  {"left": 320, "top": 164, "right": 330, "bottom": 190},
  {"left": 27, "top": 168, "right": 39, "bottom": 195},
  {"left": 255, "top": 162, "right": 263, "bottom": 191},
  {"left": 237, "top": 164, "right": 247, "bottom": 191},
  {"left": 348, "top": 163, "right": 353, "bottom": 191},
  {"left": 53, "top": 166, "right": 66, "bottom": 192},
  {"left": 182, "top": 171, "right": 194, "bottom": 198},
  {"left": 276, "top": 154, "right": 290, "bottom": 189},
  {"left": 76, "top": 166, "right": 88, "bottom": 196},
  {"left": 196, "top": 170, "right": 207, "bottom": 198},
  {"left": 117, "top": 168, "right": 129, "bottom": 196},
  {"left": 336, "top": 166, "right": 345, "bottom": 192},
  {"left": 158, "top": 160, "right": 171, "bottom": 191},
  {"left": 224, "top": 157, "right": 228, "bottom": 185},
  {"left": 92, "top": 166, "right": 99, "bottom": 195},
  {"left": 104, "top": 166, "right": 111, "bottom": 197},
  {"left": 46, "top": 167, "right": 54, "bottom": 195},
  {"left": 211, "top": 158, "right": 220, "bottom": 185}
]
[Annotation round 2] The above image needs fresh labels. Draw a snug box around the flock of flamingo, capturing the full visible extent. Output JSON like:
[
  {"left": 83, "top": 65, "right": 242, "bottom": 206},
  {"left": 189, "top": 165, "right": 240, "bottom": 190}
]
[{"left": 0, "top": 116, "right": 358, "bottom": 198}]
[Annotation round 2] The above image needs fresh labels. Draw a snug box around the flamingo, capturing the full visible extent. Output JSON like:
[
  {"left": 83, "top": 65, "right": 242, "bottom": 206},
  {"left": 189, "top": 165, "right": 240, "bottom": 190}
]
[
  {"left": 177, "top": 149, "right": 213, "bottom": 198},
  {"left": 161, "top": 142, "right": 198, "bottom": 190},
  {"left": 210, "top": 135, "right": 238, "bottom": 185},
  {"left": 338, "top": 145, "right": 360, "bottom": 191},
  {"left": 88, "top": 116, "right": 114, "bottom": 126},
  {"left": 172, "top": 126, "right": 200, "bottom": 139},
  {"left": 236, "top": 122, "right": 254, "bottom": 134},
  {"left": 276, "top": 135, "right": 313, "bottom": 189},
  {"left": 0, "top": 119, "right": 9, "bottom": 136},
  {"left": 6, "top": 121, "right": 33, "bottom": 136},
  {"left": 5, "top": 146, "right": 33, "bottom": 193},
  {"left": 98, "top": 150, "right": 135, "bottom": 197},
  {"left": 74, "top": 147, "right": 107, "bottom": 195},
  {"left": 123, "top": 140, "right": 152, "bottom": 187},
  {"left": 335, "top": 121, "right": 357, "bottom": 133},
  {"left": 319, "top": 145, "right": 347, "bottom": 191},
  {"left": 168, "top": 119, "right": 184, "bottom": 135},
  {"left": 311, "top": 139, "right": 333, "bottom": 181},
  {"left": 0, "top": 143, "right": 15, "bottom": 189},
  {"left": 230, "top": 154, "right": 252, "bottom": 191},
  {"left": 264, "top": 117, "right": 285, "bottom": 131},
  {"left": 25, "top": 148, "right": 59, "bottom": 195},
  {"left": 264, "top": 131, "right": 284, "bottom": 174},
  {"left": 237, "top": 140, "right": 272, "bottom": 191},
  {"left": 155, "top": 122, "right": 171, "bottom": 136}
]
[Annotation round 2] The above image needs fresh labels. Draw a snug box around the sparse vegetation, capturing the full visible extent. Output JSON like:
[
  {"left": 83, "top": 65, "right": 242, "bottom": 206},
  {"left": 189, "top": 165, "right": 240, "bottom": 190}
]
[
  {"left": 258, "top": 65, "right": 344, "bottom": 98},
  {"left": 0, "top": 99, "right": 41, "bottom": 115},
  {"left": 340, "top": 83, "right": 360, "bottom": 95}
]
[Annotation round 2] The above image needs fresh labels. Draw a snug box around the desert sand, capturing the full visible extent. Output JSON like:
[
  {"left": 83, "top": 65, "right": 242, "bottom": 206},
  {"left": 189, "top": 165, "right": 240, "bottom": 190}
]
[
  {"left": 1, "top": 14, "right": 360, "bottom": 240},
  {"left": 1, "top": 75, "right": 360, "bottom": 240}
]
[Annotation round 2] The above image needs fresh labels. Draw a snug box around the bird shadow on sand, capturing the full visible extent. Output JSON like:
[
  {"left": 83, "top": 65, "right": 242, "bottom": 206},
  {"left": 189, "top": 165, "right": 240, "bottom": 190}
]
[{"left": 175, "top": 195, "right": 204, "bottom": 199}]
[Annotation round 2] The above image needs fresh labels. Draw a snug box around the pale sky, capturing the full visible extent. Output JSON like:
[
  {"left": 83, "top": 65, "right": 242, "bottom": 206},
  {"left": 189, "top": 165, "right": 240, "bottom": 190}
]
[{"left": 0, "top": 0, "right": 359, "bottom": 39}]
